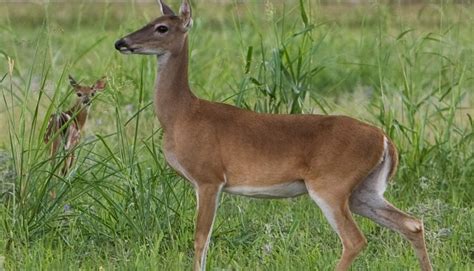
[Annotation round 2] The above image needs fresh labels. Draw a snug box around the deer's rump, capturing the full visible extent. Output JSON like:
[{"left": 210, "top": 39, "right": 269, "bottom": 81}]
[
  {"left": 45, "top": 113, "right": 74, "bottom": 143},
  {"left": 44, "top": 112, "right": 81, "bottom": 151}
]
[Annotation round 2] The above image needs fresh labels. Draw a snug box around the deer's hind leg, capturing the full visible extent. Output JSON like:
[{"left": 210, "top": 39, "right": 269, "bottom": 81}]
[
  {"left": 61, "top": 153, "right": 75, "bottom": 176},
  {"left": 349, "top": 152, "right": 432, "bottom": 271},
  {"left": 306, "top": 179, "right": 367, "bottom": 271},
  {"left": 61, "top": 126, "right": 80, "bottom": 176}
]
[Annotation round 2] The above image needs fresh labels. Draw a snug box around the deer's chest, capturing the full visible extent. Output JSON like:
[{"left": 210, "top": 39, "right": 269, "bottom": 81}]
[{"left": 162, "top": 139, "right": 199, "bottom": 187}]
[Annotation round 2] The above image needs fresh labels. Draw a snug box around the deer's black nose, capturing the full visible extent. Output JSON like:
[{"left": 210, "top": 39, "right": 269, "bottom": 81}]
[{"left": 114, "top": 39, "right": 128, "bottom": 51}]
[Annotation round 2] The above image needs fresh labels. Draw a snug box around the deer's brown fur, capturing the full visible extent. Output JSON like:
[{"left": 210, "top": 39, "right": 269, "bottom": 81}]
[
  {"left": 115, "top": 1, "right": 431, "bottom": 270},
  {"left": 44, "top": 75, "right": 106, "bottom": 176}
]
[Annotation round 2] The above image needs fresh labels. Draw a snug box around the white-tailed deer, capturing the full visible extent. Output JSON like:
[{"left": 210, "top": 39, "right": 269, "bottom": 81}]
[
  {"left": 44, "top": 75, "right": 106, "bottom": 176},
  {"left": 115, "top": 1, "right": 432, "bottom": 270}
]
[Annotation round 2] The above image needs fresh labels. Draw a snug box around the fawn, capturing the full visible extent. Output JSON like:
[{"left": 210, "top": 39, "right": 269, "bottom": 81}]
[
  {"left": 115, "top": 1, "right": 432, "bottom": 270},
  {"left": 44, "top": 75, "right": 106, "bottom": 176}
]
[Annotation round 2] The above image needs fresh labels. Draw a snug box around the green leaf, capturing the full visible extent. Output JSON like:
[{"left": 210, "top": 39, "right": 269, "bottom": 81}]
[
  {"left": 244, "top": 46, "right": 253, "bottom": 74},
  {"left": 299, "top": 0, "right": 309, "bottom": 27}
]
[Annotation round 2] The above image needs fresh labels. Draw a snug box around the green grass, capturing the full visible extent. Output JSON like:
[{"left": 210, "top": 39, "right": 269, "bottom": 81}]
[{"left": 0, "top": 1, "right": 473, "bottom": 270}]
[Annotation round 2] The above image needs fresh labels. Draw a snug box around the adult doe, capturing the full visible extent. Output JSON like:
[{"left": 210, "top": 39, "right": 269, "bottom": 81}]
[
  {"left": 114, "top": 1, "right": 432, "bottom": 270},
  {"left": 44, "top": 75, "right": 106, "bottom": 175}
]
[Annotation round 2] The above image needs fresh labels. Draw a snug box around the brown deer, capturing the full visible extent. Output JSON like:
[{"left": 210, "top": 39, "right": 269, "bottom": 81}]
[
  {"left": 44, "top": 75, "right": 106, "bottom": 176},
  {"left": 114, "top": 1, "right": 432, "bottom": 270}
]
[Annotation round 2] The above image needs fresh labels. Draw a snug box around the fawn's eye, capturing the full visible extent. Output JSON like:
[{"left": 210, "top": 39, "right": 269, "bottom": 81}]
[
  {"left": 77, "top": 93, "right": 82, "bottom": 97},
  {"left": 155, "top": 25, "right": 168, "bottom": 33}
]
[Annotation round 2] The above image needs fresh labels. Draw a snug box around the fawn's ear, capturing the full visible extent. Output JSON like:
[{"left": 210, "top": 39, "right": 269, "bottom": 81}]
[
  {"left": 93, "top": 77, "right": 107, "bottom": 91},
  {"left": 69, "top": 75, "right": 80, "bottom": 90},
  {"left": 179, "top": 0, "right": 193, "bottom": 30},
  {"left": 156, "top": 0, "right": 175, "bottom": 16}
]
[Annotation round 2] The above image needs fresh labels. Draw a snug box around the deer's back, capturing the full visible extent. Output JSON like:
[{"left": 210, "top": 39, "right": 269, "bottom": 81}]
[{"left": 166, "top": 99, "right": 386, "bottom": 187}]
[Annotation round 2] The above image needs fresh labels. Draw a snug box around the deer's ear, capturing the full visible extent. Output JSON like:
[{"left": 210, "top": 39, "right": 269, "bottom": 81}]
[
  {"left": 179, "top": 0, "right": 193, "bottom": 30},
  {"left": 69, "top": 75, "right": 80, "bottom": 89},
  {"left": 93, "top": 77, "right": 107, "bottom": 91},
  {"left": 157, "top": 0, "right": 175, "bottom": 16}
]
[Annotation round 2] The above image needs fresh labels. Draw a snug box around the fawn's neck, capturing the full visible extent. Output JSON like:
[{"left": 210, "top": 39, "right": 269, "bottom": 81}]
[
  {"left": 67, "top": 102, "right": 89, "bottom": 129},
  {"left": 154, "top": 37, "right": 196, "bottom": 131}
]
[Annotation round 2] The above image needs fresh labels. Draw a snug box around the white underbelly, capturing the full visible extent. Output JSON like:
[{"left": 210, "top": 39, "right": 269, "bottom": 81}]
[{"left": 223, "top": 181, "right": 307, "bottom": 199}]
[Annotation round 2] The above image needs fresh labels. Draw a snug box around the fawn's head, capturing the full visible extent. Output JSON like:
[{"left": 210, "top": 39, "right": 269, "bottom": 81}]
[
  {"left": 69, "top": 75, "right": 106, "bottom": 106},
  {"left": 114, "top": 0, "right": 192, "bottom": 57}
]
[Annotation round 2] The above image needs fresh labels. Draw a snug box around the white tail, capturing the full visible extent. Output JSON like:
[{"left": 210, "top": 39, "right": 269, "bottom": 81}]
[
  {"left": 115, "top": 1, "right": 432, "bottom": 270},
  {"left": 44, "top": 75, "right": 106, "bottom": 177}
]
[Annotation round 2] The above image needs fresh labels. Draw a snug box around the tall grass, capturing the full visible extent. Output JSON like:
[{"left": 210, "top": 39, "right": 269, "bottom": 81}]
[{"left": 0, "top": 1, "right": 473, "bottom": 270}]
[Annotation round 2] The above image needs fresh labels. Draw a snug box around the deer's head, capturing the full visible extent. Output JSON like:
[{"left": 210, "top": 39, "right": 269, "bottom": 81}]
[
  {"left": 114, "top": 0, "right": 192, "bottom": 57},
  {"left": 69, "top": 75, "right": 106, "bottom": 106}
]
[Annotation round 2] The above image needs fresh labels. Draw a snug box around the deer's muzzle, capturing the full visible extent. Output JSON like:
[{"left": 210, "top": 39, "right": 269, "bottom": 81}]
[{"left": 115, "top": 39, "right": 133, "bottom": 54}]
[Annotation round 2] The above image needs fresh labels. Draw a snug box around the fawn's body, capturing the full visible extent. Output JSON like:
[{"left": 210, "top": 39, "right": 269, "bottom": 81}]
[
  {"left": 115, "top": 1, "right": 432, "bottom": 270},
  {"left": 44, "top": 76, "right": 105, "bottom": 175}
]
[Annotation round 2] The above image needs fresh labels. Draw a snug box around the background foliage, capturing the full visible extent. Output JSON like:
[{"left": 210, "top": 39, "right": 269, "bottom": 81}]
[{"left": 0, "top": 1, "right": 473, "bottom": 270}]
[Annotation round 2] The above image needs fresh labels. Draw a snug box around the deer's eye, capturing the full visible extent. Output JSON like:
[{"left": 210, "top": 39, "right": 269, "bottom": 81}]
[
  {"left": 155, "top": 25, "right": 168, "bottom": 33},
  {"left": 77, "top": 93, "right": 82, "bottom": 97}
]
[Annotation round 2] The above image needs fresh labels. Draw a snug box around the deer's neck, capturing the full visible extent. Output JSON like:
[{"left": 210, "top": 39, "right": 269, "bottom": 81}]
[
  {"left": 67, "top": 102, "right": 89, "bottom": 129},
  {"left": 154, "top": 37, "right": 195, "bottom": 131}
]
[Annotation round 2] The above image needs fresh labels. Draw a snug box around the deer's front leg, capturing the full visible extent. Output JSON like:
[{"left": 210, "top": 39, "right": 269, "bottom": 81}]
[{"left": 193, "top": 183, "right": 223, "bottom": 271}]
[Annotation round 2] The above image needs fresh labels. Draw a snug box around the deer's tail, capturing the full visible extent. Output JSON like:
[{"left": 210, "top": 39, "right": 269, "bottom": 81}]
[{"left": 386, "top": 137, "right": 399, "bottom": 181}]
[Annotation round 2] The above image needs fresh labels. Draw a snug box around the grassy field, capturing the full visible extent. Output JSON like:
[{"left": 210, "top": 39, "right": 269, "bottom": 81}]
[{"left": 0, "top": 0, "right": 473, "bottom": 270}]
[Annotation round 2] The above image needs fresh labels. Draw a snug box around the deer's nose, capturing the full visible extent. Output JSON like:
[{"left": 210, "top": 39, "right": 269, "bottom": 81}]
[
  {"left": 115, "top": 39, "right": 128, "bottom": 51},
  {"left": 83, "top": 97, "right": 91, "bottom": 105}
]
